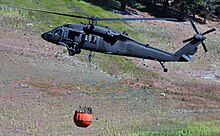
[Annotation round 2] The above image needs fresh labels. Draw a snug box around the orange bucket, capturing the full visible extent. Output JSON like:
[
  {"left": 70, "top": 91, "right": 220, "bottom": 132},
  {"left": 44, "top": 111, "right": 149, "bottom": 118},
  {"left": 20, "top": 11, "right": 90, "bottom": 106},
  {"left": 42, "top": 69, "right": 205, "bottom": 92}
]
[{"left": 73, "top": 106, "right": 92, "bottom": 128}]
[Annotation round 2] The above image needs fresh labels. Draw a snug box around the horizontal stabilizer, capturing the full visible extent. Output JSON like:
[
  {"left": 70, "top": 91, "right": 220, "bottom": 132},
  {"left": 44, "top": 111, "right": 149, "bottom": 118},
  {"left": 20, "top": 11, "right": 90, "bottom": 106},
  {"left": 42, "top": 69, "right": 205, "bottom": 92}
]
[
  {"left": 105, "top": 52, "right": 113, "bottom": 54},
  {"left": 181, "top": 55, "right": 193, "bottom": 62}
]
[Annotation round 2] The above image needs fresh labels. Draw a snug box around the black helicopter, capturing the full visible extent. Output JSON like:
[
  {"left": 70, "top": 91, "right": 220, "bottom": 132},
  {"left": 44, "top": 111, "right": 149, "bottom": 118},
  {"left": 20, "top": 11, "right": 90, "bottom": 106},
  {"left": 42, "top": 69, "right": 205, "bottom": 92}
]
[{"left": 10, "top": 5, "right": 216, "bottom": 72}]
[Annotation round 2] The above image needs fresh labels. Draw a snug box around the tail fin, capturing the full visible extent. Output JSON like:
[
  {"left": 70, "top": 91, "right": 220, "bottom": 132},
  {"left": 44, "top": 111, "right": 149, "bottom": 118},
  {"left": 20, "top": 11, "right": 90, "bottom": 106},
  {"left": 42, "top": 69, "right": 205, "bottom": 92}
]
[
  {"left": 175, "top": 34, "right": 205, "bottom": 62},
  {"left": 175, "top": 20, "right": 216, "bottom": 62}
]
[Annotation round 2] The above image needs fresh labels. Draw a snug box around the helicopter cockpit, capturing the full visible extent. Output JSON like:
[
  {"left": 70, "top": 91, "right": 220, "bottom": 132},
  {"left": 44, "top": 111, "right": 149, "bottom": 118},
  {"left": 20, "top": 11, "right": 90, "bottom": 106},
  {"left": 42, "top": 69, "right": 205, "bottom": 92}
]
[
  {"left": 41, "top": 26, "right": 64, "bottom": 44},
  {"left": 51, "top": 26, "right": 64, "bottom": 36},
  {"left": 53, "top": 28, "right": 63, "bottom": 36}
]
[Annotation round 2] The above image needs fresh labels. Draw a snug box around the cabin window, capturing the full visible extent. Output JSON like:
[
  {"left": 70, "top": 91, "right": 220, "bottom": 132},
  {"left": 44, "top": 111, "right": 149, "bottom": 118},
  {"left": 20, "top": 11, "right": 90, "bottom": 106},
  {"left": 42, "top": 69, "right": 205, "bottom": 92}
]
[
  {"left": 90, "top": 35, "right": 96, "bottom": 43},
  {"left": 81, "top": 34, "right": 85, "bottom": 41},
  {"left": 85, "top": 35, "right": 89, "bottom": 41},
  {"left": 81, "top": 34, "right": 89, "bottom": 42},
  {"left": 81, "top": 34, "right": 86, "bottom": 41}
]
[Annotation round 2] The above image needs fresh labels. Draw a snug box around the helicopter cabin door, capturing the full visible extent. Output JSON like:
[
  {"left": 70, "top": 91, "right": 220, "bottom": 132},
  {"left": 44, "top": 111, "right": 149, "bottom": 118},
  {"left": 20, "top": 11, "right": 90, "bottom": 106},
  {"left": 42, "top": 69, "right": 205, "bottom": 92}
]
[
  {"left": 66, "top": 29, "right": 78, "bottom": 43},
  {"left": 81, "top": 34, "right": 99, "bottom": 51}
]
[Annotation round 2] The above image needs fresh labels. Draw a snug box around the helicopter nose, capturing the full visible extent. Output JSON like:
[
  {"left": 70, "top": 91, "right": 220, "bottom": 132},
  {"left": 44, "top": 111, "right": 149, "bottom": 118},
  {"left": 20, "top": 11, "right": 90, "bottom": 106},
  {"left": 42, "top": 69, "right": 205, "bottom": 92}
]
[
  {"left": 41, "top": 33, "right": 47, "bottom": 40},
  {"left": 41, "top": 32, "right": 60, "bottom": 44},
  {"left": 41, "top": 32, "right": 53, "bottom": 42}
]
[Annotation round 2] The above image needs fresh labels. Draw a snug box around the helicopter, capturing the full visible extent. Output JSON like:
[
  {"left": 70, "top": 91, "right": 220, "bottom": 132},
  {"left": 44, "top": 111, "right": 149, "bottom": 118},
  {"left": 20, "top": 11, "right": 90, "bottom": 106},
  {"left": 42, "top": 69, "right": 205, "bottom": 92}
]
[{"left": 10, "top": 5, "right": 216, "bottom": 72}]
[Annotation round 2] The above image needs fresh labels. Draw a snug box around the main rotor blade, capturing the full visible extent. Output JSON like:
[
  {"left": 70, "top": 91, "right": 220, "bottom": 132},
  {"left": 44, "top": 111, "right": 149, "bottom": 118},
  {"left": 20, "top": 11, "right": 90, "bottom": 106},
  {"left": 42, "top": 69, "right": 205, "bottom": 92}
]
[
  {"left": 190, "top": 20, "right": 199, "bottom": 34},
  {"left": 7, "top": 5, "right": 178, "bottom": 22},
  {"left": 8, "top": 5, "right": 88, "bottom": 19},
  {"left": 202, "top": 28, "right": 216, "bottom": 35},
  {"left": 183, "top": 37, "right": 193, "bottom": 43},
  {"left": 70, "top": 6, "right": 91, "bottom": 18},
  {"left": 95, "top": 17, "right": 178, "bottom": 21},
  {"left": 202, "top": 42, "right": 208, "bottom": 52}
]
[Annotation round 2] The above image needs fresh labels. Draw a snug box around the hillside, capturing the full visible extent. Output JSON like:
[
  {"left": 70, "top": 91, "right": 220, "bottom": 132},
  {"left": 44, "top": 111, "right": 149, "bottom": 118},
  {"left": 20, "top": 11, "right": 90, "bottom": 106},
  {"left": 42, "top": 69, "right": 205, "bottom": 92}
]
[{"left": 0, "top": 0, "right": 220, "bottom": 135}]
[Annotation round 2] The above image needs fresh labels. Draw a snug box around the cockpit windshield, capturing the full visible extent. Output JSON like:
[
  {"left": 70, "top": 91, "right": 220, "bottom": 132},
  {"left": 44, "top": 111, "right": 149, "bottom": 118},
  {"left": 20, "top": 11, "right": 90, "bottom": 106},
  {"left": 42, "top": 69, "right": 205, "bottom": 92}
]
[{"left": 52, "top": 27, "right": 63, "bottom": 36}]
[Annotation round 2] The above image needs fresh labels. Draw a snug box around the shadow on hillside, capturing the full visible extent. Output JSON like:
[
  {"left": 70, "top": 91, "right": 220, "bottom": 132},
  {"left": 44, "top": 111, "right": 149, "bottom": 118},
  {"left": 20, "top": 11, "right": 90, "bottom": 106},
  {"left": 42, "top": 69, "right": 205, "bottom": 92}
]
[
  {"left": 145, "top": 5, "right": 175, "bottom": 18},
  {"left": 80, "top": 0, "right": 179, "bottom": 21},
  {"left": 80, "top": 0, "right": 206, "bottom": 24}
]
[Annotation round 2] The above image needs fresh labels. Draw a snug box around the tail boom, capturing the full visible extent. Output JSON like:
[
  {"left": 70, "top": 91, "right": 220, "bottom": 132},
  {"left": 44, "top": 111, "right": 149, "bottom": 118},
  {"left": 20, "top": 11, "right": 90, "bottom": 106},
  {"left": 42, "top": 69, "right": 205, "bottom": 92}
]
[{"left": 175, "top": 34, "right": 206, "bottom": 62}]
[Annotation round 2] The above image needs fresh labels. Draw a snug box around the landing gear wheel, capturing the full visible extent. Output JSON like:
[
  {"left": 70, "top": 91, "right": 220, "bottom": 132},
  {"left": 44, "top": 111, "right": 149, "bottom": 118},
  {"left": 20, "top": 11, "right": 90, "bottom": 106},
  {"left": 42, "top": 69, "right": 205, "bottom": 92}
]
[
  {"left": 159, "top": 61, "right": 168, "bottom": 72},
  {"left": 163, "top": 68, "right": 168, "bottom": 72},
  {"left": 68, "top": 48, "right": 75, "bottom": 56}
]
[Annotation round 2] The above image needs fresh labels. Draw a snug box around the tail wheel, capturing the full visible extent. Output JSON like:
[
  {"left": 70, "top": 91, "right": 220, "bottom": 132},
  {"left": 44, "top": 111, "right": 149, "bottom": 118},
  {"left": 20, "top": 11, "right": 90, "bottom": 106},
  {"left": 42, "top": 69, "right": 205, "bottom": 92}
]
[
  {"left": 159, "top": 61, "right": 168, "bottom": 72},
  {"left": 163, "top": 68, "right": 168, "bottom": 72}
]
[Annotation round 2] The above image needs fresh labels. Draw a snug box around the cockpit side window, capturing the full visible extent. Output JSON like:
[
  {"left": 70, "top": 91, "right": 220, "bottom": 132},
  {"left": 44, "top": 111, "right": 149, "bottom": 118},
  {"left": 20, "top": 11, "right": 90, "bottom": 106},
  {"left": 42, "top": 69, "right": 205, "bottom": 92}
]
[{"left": 54, "top": 28, "right": 63, "bottom": 36}]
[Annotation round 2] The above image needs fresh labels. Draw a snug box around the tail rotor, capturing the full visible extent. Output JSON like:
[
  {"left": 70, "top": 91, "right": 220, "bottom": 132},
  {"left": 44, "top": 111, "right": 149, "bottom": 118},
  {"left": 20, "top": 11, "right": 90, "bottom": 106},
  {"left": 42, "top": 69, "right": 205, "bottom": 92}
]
[{"left": 183, "top": 20, "right": 216, "bottom": 53}]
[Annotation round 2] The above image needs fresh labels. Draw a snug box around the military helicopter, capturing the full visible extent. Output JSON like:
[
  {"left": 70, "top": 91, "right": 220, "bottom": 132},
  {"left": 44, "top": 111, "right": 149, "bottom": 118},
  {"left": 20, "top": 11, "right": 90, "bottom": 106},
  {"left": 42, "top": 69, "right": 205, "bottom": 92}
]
[{"left": 10, "top": 5, "right": 216, "bottom": 72}]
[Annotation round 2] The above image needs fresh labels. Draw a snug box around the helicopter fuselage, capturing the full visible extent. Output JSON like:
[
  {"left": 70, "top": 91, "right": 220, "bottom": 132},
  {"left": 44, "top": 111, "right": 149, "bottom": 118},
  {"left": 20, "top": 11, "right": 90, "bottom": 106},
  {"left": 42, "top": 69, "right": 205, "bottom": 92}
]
[
  {"left": 9, "top": 5, "right": 215, "bottom": 72},
  {"left": 41, "top": 24, "right": 178, "bottom": 62}
]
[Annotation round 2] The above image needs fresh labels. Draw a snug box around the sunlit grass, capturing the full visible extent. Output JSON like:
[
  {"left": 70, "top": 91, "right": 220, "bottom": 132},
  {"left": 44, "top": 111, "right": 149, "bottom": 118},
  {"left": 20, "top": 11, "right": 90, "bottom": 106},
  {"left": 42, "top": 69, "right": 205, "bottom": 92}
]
[
  {"left": 0, "top": 0, "right": 127, "bottom": 33},
  {"left": 130, "top": 120, "right": 220, "bottom": 136}
]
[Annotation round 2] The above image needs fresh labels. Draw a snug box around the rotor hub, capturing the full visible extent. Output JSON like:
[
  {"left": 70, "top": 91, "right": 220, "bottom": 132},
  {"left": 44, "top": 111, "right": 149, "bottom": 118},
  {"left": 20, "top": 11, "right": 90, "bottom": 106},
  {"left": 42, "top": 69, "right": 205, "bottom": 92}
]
[{"left": 193, "top": 34, "right": 206, "bottom": 41}]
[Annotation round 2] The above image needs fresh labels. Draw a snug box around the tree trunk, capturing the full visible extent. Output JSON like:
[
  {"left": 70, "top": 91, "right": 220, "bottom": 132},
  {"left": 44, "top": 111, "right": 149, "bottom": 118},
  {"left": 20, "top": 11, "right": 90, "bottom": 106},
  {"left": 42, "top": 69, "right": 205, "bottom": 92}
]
[
  {"left": 192, "top": 10, "right": 196, "bottom": 20},
  {"left": 218, "top": 9, "right": 220, "bottom": 21},
  {"left": 163, "top": 0, "right": 169, "bottom": 12},
  {"left": 203, "top": 16, "right": 207, "bottom": 24},
  {"left": 178, "top": 3, "right": 186, "bottom": 21},
  {"left": 120, "top": 0, "right": 127, "bottom": 11}
]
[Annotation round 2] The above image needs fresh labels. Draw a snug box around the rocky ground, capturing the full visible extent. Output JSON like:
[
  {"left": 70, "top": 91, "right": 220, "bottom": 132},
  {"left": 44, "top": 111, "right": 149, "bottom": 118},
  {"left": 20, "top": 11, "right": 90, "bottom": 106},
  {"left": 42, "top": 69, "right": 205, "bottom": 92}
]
[{"left": 0, "top": 18, "right": 220, "bottom": 135}]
